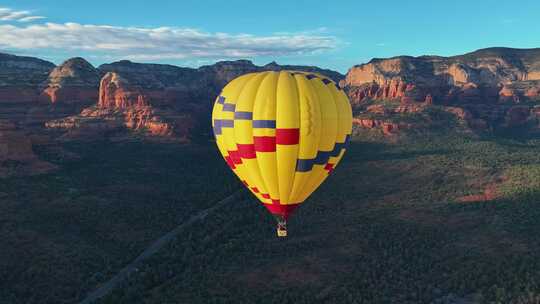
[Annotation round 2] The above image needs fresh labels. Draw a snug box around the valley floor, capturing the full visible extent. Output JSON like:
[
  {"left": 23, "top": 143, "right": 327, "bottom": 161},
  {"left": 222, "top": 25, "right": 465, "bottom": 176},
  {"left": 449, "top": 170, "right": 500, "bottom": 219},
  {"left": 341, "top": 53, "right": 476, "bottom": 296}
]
[{"left": 4, "top": 129, "right": 540, "bottom": 303}]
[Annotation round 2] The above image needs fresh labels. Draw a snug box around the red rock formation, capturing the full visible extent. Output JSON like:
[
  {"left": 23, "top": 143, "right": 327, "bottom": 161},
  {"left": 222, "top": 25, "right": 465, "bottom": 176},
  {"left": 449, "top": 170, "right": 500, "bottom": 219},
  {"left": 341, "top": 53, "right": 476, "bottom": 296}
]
[
  {"left": 51, "top": 59, "right": 344, "bottom": 140},
  {"left": 353, "top": 118, "right": 378, "bottom": 129},
  {"left": 98, "top": 72, "right": 149, "bottom": 108},
  {"left": 352, "top": 103, "right": 492, "bottom": 136},
  {"left": 48, "top": 64, "right": 203, "bottom": 139},
  {"left": 47, "top": 105, "right": 188, "bottom": 139},
  {"left": 123, "top": 106, "right": 175, "bottom": 136},
  {"left": 352, "top": 117, "right": 412, "bottom": 135},
  {"left": 344, "top": 47, "right": 540, "bottom": 109},
  {"left": 347, "top": 79, "right": 411, "bottom": 104},
  {"left": 39, "top": 57, "right": 100, "bottom": 104},
  {"left": 0, "top": 54, "right": 97, "bottom": 129}
]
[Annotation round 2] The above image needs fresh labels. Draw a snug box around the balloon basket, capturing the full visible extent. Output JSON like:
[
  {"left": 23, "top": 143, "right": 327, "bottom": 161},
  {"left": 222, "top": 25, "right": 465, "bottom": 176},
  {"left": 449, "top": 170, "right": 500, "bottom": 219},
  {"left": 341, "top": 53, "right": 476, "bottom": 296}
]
[{"left": 275, "top": 216, "right": 287, "bottom": 237}]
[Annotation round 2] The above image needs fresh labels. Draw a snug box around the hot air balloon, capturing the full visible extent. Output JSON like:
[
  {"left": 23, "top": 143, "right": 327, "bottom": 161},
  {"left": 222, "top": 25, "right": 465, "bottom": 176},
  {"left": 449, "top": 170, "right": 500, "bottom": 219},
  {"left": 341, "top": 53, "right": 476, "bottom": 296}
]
[{"left": 212, "top": 71, "right": 352, "bottom": 237}]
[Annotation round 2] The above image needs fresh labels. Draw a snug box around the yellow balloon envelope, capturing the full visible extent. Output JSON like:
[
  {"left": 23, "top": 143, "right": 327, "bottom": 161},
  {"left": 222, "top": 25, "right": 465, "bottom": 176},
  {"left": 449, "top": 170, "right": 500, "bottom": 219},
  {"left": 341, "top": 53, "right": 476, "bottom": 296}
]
[{"left": 212, "top": 71, "right": 352, "bottom": 236}]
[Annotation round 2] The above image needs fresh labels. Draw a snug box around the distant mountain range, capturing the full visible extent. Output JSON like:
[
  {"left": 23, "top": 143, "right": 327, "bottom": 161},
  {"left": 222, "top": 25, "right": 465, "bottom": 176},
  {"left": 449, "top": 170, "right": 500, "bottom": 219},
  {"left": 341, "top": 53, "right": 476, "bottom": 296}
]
[
  {"left": 0, "top": 53, "right": 344, "bottom": 140},
  {"left": 345, "top": 47, "right": 540, "bottom": 105},
  {"left": 1, "top": 47, "right": 540, "bottom": 148}
]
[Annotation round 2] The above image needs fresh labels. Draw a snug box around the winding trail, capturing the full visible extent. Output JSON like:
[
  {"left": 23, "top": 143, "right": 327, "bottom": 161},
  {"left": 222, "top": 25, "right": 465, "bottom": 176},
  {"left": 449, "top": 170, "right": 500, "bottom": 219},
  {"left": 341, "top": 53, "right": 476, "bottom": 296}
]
[{"left": 79, "top": 190, "right": 243, "bottom": 304}]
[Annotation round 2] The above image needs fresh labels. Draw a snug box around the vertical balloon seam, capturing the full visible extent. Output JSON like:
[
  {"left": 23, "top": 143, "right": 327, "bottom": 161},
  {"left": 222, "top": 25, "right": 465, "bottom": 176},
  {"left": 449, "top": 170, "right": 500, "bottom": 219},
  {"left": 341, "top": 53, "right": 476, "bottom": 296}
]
[
  {"left": 265, "top": 71, "right": 281, "bottom": 204},
  {"left": 224, "top": 74, "right": 257, "bottom": 199},
  {"left": 230, "top": 74, "right": 253, "bottom": 198},
  {"left": 333, "top": 88, "right": 352, "bottom": 167},
  {"left": 251, "top": 72, "right": 271, "bottom": 204},
  {"left": 300, "top": 74, "right": 323, "bottom": 203},
  {"left": 297, "top": 75, "right": 343, "bottom": 201},
  {"left": 275, "top": 71, "right": 300, "bottom": 206},
  {"left": 237, "top": 72, "right": 270, "bottom": 203},
  {"left": 310, "top": 76, "right": 331, "bottom": 201},
  {"left": 301, "top": 77, "right": 334, "bottom": 202},
  {"left": 288, "top": 73, "right": 308, "bottom": 204},
  {"left": 251, "top": 71, "right": 276, "bottom": 206},
  {"left": 285, "top": 72, "right": 302, "bottom": 205},
  {"left": 230, "top": 75, "right": 254, "bottom": 181},
  {"left": 296, "top": 76, "right": 320, "bottom": 202},
  {"left": 290, "top": 74, "right": 323, "bottom": 203},
  {"left": 325, "top": 81, "right": 341, "bottom": 175},
  {"left": 309, "top": 80, "right": 340, "bottom": 193},
  {"left": 341, "top": 89, "right": 352, "bottom": 153},
  {"left": 331, "top": 85, "right": 349, "bottom": 173},
  {"left": 238, "top": 73, "right": 265, "bottom": 201}
]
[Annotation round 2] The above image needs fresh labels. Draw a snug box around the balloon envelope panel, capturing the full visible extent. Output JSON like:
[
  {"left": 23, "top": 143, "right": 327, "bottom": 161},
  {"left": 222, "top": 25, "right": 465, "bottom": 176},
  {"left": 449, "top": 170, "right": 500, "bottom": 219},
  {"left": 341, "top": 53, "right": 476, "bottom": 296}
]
[{"left": 212, "top": 71, "right": 352, "bottom": 219}]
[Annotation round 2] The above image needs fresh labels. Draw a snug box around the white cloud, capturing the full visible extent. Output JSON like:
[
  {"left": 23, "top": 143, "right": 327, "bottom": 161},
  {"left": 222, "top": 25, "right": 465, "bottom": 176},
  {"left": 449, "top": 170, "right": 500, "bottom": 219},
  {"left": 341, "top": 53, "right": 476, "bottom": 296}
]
[
  {"left": 18, "top": 16, "right": 46, "bottom": 22},
  {"left": 0, "top": 7, "right": 45, "bottom": 22},
  {"left": 0, "top": 21, "right": 338, "bottom": 61}
]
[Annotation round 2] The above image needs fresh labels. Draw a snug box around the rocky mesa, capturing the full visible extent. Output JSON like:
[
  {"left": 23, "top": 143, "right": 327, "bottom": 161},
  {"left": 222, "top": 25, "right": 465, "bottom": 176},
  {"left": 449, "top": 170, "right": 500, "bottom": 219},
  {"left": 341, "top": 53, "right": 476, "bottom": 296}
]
[
  {"left": 4, "top": 47, "right": 540, "bottom": 142},
  {"left": 344, "top": 47, "right": 540, "bottom": 105},
  {"left": 345, "top": 47, "right": 540, "bottom": 134},
  {"left": 47, "top": 59, "right": 344, "bottom": 140},
  {"left": 40, "top": 57, "right": 101, "bottom": 105}
]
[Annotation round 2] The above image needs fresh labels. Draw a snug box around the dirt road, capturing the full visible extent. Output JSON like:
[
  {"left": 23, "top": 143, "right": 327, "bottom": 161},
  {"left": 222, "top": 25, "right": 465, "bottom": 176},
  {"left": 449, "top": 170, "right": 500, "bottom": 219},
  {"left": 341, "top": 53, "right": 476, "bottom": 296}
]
[{"left": 79, "top": 190, "right": 243, "bottom": 304}]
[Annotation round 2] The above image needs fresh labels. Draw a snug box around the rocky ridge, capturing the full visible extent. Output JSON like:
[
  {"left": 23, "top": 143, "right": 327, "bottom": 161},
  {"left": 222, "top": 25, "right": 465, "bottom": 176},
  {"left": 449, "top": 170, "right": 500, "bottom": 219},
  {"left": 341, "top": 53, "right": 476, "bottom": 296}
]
[
  {"left": 40, "top": 57, "right": 101, "bottom": 104},
  {"left": 47, "top": 59, "right": 344, "bottom": 139},
  {"left": 3, "top": 47, "right": 540, "bottom": 143},
  {"left": 344, "top": 48, "right": 540, "bottom": 105},
  {"left": 345, "top": 48, "right": 540, "bottom": 134},
  {"left": 0, "top": 52, "right": 55, "bottom": 104}
]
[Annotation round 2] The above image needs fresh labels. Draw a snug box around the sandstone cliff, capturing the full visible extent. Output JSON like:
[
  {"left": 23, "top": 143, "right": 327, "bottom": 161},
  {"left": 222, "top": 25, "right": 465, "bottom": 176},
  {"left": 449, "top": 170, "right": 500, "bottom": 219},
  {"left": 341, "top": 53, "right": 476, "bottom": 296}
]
[
  {"left": 47, "top": 59, "right": 344, "bottom": 140},
  {"left": 6, "top": 47, "right": 540, "bottom": 141},
  {"left": 346, "top": 48, "right": 540, "bottom": 134},
  {"left": 344, "top": 47, "right": 540, "bottom": 105},
  {"left": 40, "top": 57, "right": 101, "bottom": 104},
  {"left": 0, "top": 53, "right": 93, "bottom": 130}
]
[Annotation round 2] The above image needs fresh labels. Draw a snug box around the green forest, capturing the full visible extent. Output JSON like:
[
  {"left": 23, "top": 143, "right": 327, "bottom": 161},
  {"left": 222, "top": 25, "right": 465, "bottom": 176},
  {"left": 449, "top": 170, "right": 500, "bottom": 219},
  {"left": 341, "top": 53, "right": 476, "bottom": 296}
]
[{"left": 5, "top": 125, "right": 540, "bottom": 303}]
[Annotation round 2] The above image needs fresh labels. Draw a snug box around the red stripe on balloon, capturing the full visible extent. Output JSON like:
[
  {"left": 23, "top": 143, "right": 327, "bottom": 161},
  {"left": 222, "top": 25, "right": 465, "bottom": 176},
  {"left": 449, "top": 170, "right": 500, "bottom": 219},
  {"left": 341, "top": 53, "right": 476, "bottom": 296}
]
[
  {"left": 224, "top": 156, "right": 235, "bottom": 169},
  {"left": 276, "top": 128, "right": 299, "bottom": 145},
  {"left": 253, "top": 136, "right": 276, "bottom": 152},
  {"left": 228, "top": 150, "right": 242, "bottom": 164},
  {"left": 324, "top": 163, "right": 334, "bottom": 174},
  {"left": 261, "top": 193, "right": 270, "bottom": 199},
  {"left": 236, "top": 143, "right": 256, "bottom": 158},
  {"left": 251, "top": 187, "right": 259, "bottom": 193}
]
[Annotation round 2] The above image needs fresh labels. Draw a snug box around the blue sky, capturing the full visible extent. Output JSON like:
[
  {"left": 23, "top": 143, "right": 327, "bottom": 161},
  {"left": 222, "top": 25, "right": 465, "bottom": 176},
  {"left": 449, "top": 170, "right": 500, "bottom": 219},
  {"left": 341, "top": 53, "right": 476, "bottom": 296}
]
[{"left": 0, "top": 0, "right": 539, "bottom": 73}]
